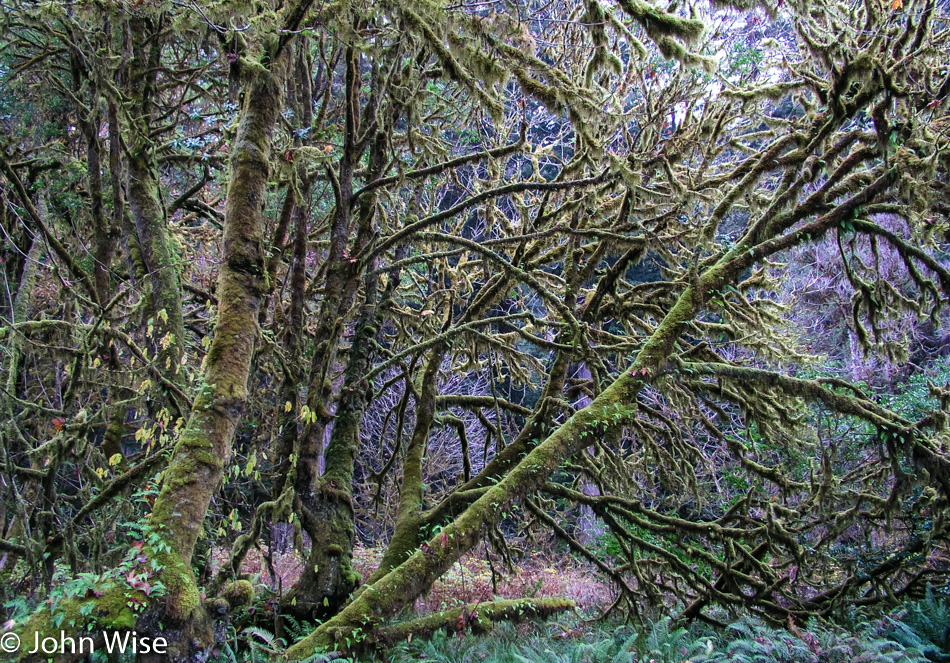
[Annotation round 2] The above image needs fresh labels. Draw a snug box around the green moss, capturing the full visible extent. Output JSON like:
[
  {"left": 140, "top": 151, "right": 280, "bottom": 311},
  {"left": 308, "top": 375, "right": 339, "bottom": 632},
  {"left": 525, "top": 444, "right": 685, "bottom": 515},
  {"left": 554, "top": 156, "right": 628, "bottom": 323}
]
[
  {"left": 92, "top": 594, "right": 138, "bottom": 630},
  {"left": 153, "top": 548, "right": 202, "bottom": 620},
  {"left": 615, "top": 0, "right": 705, "bottom": 42},
  {"left": 219, "top": 579, "right": 255, "bottom": 608},
  {"left": 211, "top": 597, "right": 231, "bottom": 615},
  {"left": 14, "top": 583, "right": 143, "bottom": 661},
  {"left": 511, "top": 67, "right": 562, "bottom": 112}
]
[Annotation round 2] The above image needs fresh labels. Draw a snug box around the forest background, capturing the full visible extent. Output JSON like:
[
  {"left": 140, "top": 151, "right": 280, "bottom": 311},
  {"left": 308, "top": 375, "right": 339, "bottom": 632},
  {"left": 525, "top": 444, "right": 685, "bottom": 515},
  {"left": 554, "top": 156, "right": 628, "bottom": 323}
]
[{"left": 1, "top": 0, "right": 949, "bottom": 660}]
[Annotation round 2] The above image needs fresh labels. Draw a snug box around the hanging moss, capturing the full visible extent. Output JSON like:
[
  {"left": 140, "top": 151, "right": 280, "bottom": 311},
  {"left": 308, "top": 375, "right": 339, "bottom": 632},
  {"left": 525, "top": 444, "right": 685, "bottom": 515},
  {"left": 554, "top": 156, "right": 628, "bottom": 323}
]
[
  {"left": 400, "top": 6, "right": 504, "bottom": 120},
  {"left": 614, "top": 0, "right": 705, "bottom": 43},
  {"left": 447, "top": 33, "right": 508, "bottom": 88},
  {"left": 511, "top": 67, "right": 563, "bottom": 112}
]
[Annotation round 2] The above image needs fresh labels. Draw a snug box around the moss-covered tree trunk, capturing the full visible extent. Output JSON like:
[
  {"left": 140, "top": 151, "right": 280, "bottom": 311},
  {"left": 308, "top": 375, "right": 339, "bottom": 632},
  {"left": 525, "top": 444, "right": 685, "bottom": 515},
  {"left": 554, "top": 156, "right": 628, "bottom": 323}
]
[
  {"left": 285, "top": 272, "right": 383, "bottom": 617},
  {"left": 10, "top": 8, "right": 317, "bottom": 658},
  {"left": 292, "top": 45, "right": 364, "bottom": 502},
  {"left": 266, "top": 172, "right": 308, "bottom": 554},
  {"left": 67, "top": 30, "right": 131, "bottom": 468},
  {"left": 143, "top": 46, "right": 296, "bottom": 646},
  {"left": 124, "top": 17, "right": 186, "bottom": 412},
  {"left": 271, "top": 42, "right": 315, "bottom": 509},
  {"left": 288, "top": 46, "right": 394, "bottom": 616},
  {"left": 368, "top": 347, "right": 444, "bottom": 582},
  {"left": 0, "top": 237, "right": 43, "bottom": 577}
]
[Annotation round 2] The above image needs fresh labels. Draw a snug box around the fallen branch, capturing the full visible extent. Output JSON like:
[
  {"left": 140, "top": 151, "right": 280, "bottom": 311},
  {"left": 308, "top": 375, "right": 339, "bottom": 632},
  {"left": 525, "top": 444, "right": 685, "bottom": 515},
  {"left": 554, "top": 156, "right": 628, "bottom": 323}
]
[{"left": 371, "top": 597, "right": 575, "bottom": 648}]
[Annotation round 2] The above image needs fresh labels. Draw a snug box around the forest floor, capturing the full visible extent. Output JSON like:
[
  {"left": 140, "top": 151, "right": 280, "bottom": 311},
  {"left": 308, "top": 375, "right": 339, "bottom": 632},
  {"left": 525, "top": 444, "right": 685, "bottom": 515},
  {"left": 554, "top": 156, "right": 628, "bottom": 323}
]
[
  {"left": 206, "top": 545, "right": 950, "bottom": 662},
  {"left": 213, "top": 543, "right": 615, "bottom": 615}
]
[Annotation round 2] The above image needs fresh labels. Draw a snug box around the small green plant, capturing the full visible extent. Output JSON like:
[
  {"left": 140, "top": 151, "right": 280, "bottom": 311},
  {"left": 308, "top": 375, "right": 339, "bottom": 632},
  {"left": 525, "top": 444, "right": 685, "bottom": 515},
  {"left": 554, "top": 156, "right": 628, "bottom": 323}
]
[
  {"left": 700, "top": 616, "right": 927, "bottom": 663},
  {"left": 884, "top": 588, "right": 950, "bottom": 662},
  {"left": 634, "top": 617, "right": 709, "bottom": 663}
]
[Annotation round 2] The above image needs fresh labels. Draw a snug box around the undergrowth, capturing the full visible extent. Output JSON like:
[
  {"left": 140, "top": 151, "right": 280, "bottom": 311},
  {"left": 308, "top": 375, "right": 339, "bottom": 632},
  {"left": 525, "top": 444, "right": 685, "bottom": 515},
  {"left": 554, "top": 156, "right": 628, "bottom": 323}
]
[
  {"left": 197, "top": 589, "right": 950, "bottom": 662},
  {"left": 386, "top": 591, "right": 950, "bottom": 663}
]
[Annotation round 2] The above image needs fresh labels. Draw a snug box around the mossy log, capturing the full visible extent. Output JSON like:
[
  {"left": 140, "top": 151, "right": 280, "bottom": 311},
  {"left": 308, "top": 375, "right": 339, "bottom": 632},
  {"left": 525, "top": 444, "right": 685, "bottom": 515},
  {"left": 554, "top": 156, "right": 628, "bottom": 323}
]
[
  {"left": 372, "top": 598, "right": 575, "bottom": 648},
  {"left": 11, "top": 545, "right": 210, "bottom": 662}
]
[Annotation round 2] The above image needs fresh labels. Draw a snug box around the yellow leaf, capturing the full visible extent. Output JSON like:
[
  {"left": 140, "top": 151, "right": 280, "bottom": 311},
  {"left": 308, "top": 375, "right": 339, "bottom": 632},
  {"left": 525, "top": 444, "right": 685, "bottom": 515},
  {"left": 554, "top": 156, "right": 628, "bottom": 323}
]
[
  {"left": 108, "top": 453, "right": 123, "bottom": 467},
  {"left": 284, "top": 401, "right": 292, "bottom": 412}
]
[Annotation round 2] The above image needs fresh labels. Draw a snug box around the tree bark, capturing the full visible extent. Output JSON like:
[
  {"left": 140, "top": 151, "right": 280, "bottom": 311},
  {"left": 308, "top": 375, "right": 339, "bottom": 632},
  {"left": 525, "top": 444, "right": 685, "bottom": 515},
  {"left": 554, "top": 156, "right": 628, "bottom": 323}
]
[
  {"left": 368, "top": 348, "right": 443, "bottom": 583},
  {"left": 284, "top": 272, "right": 383, "bottom": 617},
  {"left": 125, "top": 18, "right": 186, "bottom": 410},
  {"left": 148, "top": 53, "right": 287, "bottom": 575},
  {"left": 288, "top": 45, "right": 392, "bottom": 615}
]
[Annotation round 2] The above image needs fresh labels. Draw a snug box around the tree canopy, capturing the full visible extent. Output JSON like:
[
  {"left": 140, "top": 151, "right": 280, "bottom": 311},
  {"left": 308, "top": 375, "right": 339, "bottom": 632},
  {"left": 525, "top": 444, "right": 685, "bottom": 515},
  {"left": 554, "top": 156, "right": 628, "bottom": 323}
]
[{"left": 0, "top": 0, "right": 949, "bottom": 659}]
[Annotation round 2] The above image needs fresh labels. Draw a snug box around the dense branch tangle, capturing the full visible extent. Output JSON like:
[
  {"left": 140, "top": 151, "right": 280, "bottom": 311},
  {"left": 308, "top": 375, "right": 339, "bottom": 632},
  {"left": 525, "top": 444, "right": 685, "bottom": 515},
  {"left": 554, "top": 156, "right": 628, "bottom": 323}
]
[
  {"left": 288, "top": 0, "right": 950, "bottom": 648},
  {"left": 0, "top": 0, "right": 948, "bottom": 659}
]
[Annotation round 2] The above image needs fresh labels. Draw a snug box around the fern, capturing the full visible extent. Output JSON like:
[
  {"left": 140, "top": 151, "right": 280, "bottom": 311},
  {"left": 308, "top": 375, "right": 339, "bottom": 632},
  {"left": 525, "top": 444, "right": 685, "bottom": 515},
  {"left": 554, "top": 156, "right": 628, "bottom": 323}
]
[
  {"left": 383, "top": 610, "right": 934, "bottom": 663},
  {"left": 213, "top": 639, "right": 239, "bottom": 663},
  {"left": 242, "top": 625, "right": 282, "bottom": 653},
  {"left": 515, "top": 643, "right": 595, "bottom": 663},
  {"left": 608, "top": 632, "right": 640, "bottom": 663},
  {"left": 636, "top": 616, "right": 708, "bottom": 663},
  {"left": 694, "top": 616, "right": 927, "bottom": 663},
  {"left": 515, "top": 634, "right": 627, "bottom": 663},
  {"left": 885, "top": 588, "right": 950, "bottom": 662},
  {"left": 514, "top": 619, "right": 709, "bottom": 663},
  {"left": 283, "top": 613, "right": 318, "bottom": 643},
  {"left": 299, "top": 653, "right": 348, "bottom": 663}
]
